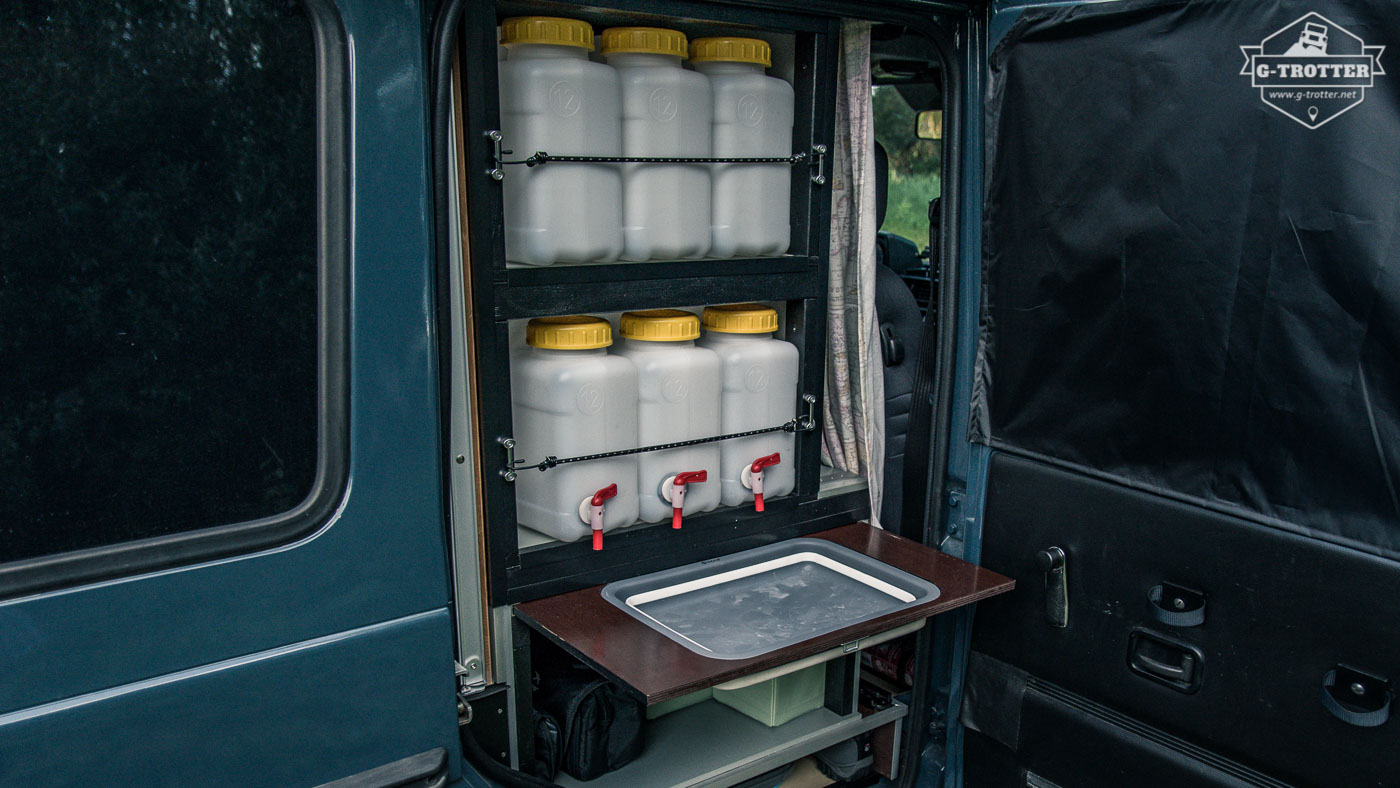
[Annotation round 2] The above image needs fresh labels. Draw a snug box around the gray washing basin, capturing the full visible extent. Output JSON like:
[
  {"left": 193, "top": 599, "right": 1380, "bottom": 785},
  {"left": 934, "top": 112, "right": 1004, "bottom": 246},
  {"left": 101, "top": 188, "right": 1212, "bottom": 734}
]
[{"left": 600, "top": 538, "right": 940, "bottom": 660}]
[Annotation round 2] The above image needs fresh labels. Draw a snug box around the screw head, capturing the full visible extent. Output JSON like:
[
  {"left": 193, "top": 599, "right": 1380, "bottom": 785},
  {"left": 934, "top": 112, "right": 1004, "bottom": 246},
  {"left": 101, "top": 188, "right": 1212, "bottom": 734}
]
[
  {"left": 456, "top": 454, "right": 466, "bottom": 464},
  {"left": 502, "top": 469, "right": 517, "bottom": 482},
  {"left": 1173, "top": 597, "right": 1186, "bottom": 610},
  {"left": 1351, "top": 681, "right": 1367, "bottom": 696},
  {"left": 466, "top": 658, "right": 481, "bottom": 671}
]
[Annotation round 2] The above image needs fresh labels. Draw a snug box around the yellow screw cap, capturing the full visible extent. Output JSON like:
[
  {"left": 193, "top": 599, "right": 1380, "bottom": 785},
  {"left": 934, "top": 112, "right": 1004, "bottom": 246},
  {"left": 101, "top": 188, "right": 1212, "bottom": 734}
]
[
  {"left": 620, "top": 309, "right": 701, "bottom": 341},
  {"left": 526, "top": 315, "right": 612, "bottom": 349},
  {"left": 600, "top": 27, "right": 688, "bottom": 57},
  {"left": 500, "top": 17, "right": 595, "bottom": 50},
  {"left": 702, "top": 304, "right": 780, "bottom": 334},
  {"left": 689, "top": 37, "right": 771, "bottom": 67}
]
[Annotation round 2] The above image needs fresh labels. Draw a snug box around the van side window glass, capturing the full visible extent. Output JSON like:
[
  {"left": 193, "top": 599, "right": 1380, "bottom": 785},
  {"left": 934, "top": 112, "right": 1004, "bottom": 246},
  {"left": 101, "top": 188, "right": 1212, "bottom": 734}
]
[
  {"left": 872, "top": 85, "right": 941, "bottom": 248},
  {"left": 0, "top": 1, "right": 318, "bottom": 563}
]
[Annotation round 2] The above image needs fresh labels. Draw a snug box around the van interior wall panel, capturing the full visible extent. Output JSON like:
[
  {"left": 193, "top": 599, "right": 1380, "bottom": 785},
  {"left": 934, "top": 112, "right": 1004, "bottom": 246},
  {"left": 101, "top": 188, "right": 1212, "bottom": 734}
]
[
  {"left": 969, "top": 453, "right": 1400, "bottom": 788},
  {"left": 974, "top": 0, "right": 1400, "bottom": 555}
]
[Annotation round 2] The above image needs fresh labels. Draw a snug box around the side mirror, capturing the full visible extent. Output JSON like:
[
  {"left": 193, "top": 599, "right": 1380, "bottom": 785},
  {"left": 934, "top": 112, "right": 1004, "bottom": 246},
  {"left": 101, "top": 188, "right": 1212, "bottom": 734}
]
[{"left": 916, "top": 109, "right": 943, "bottom": 140}]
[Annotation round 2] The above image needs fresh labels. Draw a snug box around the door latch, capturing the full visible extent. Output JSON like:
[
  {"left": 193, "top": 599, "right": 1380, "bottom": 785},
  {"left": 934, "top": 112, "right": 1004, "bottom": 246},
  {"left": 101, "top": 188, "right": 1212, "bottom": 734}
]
[
  {"left": 1128, "top": 629, "right": 1204, "bottom": 693},
  {"left": 1034, "top": 546, "right": 1068, "bottom": 628}
]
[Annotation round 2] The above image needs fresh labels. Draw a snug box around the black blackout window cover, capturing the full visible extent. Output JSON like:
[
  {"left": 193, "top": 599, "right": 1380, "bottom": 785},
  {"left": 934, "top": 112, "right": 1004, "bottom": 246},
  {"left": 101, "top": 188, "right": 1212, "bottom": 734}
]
[
  {"left": 0, "top": 1, "right": 318, "bottom": 563},
  {"left": 976, "top": 0, "right": 1400, "bottom": 557}
]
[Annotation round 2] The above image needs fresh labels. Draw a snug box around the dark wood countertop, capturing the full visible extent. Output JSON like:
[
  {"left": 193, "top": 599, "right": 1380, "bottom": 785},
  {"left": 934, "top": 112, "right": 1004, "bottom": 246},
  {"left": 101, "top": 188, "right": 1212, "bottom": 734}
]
[{"left": 513, "top": 522, "right": 1016, "bottom": 704}]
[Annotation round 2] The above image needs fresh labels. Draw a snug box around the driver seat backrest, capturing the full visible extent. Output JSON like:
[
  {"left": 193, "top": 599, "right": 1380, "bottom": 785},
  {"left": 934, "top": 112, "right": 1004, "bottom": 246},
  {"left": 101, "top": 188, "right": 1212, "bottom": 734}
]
[{"left": 872, "top": 141, "right": 924, "bottom": 533}]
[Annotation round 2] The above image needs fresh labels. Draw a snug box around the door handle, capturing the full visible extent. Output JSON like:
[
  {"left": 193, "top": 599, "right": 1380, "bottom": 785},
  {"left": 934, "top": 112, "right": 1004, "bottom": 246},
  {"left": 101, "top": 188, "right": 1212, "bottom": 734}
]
[
  {"left": 1132, "top": 648, "right": 1194, "bottom": 682},
  {"left": 1127, "top": 629, "right": 1203, "bottom": 693},
  {"left": 1034, "top": 546, "right": 1068, "bottom": 627}
]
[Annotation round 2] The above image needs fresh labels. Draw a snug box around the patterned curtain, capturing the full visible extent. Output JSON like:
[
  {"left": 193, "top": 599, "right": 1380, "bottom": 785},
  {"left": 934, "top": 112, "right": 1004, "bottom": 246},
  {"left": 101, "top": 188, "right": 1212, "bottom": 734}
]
[{"left": 821, "top": 20, "right": 885, "bottom": 527}]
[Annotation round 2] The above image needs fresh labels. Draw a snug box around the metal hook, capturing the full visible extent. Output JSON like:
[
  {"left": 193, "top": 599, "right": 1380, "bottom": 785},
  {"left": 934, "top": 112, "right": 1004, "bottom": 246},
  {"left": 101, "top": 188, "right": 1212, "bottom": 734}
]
[{"left": 485, "top": 130, "right": 509, "bottom": 181}]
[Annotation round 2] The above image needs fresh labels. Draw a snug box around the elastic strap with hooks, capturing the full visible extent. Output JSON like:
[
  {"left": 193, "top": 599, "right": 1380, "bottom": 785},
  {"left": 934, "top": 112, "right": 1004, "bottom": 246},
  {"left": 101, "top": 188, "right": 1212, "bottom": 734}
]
[{"left": 517, "top": 419, "right": 807, "bottom": 473}]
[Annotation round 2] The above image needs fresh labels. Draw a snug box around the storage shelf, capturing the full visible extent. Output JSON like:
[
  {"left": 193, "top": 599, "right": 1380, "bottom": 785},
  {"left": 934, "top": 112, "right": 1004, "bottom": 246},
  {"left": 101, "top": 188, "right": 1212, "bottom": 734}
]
[
  {"left": 554, "top": 698, "right": 908, "bottom": 788},
  {"left": 514, "top": 523, "right": 1016, "bottom": 703},
  {"left": 459, "top": 0, "right": 841, "bottom": 604},
  {"left": 496, "top": 256, "right": 822, "bottom": 320}
]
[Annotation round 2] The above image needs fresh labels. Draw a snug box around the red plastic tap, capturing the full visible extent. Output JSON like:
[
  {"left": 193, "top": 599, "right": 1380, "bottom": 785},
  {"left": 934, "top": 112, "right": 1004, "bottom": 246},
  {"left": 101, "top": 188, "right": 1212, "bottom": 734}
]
[
  {"left": 748, "top": 453, "right": 781, "bottom": 512},
  {"left": 588, "top": 483, "right": 617, "bottom": 551},
  {"left": 667, "top": 470, "right": 708, "bottom": 530}
]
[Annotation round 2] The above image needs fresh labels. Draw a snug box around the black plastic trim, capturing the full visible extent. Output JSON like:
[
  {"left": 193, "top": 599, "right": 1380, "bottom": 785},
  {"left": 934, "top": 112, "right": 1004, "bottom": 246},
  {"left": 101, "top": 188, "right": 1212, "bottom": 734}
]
[
  {"left": 1024, "top": 678, "right": 1292, "bottom": 788},
  {"left": 0, "top": 0, "right": 351, "bottom": 600}
]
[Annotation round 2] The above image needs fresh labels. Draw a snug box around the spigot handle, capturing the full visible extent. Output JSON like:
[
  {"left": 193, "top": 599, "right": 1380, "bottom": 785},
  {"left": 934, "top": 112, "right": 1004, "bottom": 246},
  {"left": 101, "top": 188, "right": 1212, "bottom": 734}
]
[
  {"left": 585, "top": 484, "right": 617, "bottom": 551},
  {"left": 750, "top": 453, "right": 781, "bottom": 473},
  {"left": 744, "top": 454, "right": 780, "bottom": 512},
  {"left": 591, "top": 484, "right": 618, "bottom": 507},
  {"left": 666, "top": 471, "right": 708, "bottom": 529}
]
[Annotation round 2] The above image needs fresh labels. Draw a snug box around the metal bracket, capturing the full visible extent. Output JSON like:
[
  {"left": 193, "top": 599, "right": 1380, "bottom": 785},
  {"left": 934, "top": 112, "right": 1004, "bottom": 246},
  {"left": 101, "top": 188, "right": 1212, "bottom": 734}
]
[
  {"left": 797, "top": 393, "right": 818, "bottom": 431},
  {"left": 456, "top": 657, "right": 485, "bottom": 688},
  {"left": 485, "top": 130, "right": 507, "bottom": 181},
  {"left": 809, "top": 144, "right": 828, "bottom": 185},
  {"left": 497, "top": 436, "right": 518, "bottom": 482}
]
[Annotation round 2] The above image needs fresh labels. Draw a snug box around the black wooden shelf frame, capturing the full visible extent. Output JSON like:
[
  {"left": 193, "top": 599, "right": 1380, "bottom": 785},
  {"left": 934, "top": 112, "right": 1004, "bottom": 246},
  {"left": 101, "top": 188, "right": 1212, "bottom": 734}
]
[{"left": 456, "top": 0, "right": 847, "bottom": 604}]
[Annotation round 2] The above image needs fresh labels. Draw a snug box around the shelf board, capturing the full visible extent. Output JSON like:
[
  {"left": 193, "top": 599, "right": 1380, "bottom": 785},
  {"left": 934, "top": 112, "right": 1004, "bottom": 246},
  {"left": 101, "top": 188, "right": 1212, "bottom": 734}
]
[
  {"left": 554, "top": 698, "right": 907, "bottom": 788},
  {"left": 514, "top": 523, "right": 1016, "bottom": 704},
  {"left": 495, "top": 256, "right": 822, "bottom": 320}
]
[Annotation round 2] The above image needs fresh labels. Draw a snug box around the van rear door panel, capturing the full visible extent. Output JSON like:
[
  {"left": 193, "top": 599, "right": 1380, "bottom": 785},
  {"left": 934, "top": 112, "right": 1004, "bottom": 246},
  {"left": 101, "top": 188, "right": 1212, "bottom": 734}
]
[
  {"left": 965, "top": 0, "right": 1400, "bottom": 785},
  {"left": 971, "top": 454, "right": 1400, "bottom": 787}
]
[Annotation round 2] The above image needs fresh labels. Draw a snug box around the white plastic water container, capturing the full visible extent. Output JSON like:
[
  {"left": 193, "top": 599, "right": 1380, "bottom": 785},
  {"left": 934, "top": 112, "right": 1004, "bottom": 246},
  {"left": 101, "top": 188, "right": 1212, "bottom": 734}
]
[
  {"left": 613, "top": 310, "right": 722, "bottom": 526},
  {"left": 602, "top": 28, "right": 713, "bottom": 262},
  {"left": 691, "top": 38, "right": 795, "bottom": 258},
  {"left": 697, "top": 304, "right": 798, "bottom": 508},
  {"left": 499, "top": 17, "right": 623, "bottom": 265},
  {"left": 511, "top": 316, "right": 639, "bottom": 547}
]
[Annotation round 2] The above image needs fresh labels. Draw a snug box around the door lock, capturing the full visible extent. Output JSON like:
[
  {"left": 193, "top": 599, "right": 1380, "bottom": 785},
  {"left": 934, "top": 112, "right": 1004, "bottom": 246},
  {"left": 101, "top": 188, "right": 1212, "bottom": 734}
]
[{"left": 1034, "top": 546, "right": 1068, "bottom": 628}]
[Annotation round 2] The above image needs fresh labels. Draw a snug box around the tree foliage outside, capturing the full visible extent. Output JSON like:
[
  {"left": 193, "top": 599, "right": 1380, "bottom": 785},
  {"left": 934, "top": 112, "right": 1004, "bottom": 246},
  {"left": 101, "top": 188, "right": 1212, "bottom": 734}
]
[
  {"left": 873, "top": 85, "right": 942, "bottom": 247},
  {"left": 0, "top": 0, "right": 319, "bottom": 562}
]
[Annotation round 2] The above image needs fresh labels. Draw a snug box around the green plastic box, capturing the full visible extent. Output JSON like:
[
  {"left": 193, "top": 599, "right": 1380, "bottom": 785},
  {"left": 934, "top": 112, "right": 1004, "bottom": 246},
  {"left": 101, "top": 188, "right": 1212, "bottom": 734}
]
[{"left": 712, "top": 661, "right": 827, "bottom": 727}]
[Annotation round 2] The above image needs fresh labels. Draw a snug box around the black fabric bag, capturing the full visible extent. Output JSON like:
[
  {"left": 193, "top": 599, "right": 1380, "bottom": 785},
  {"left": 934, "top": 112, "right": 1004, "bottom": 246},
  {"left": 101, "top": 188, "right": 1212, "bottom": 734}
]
[
  {"left": 530, "top": 710, "right": 562, "bottom": 781},
  {"left": 532, "top": 664, "right": 644, "bottom": 781}
]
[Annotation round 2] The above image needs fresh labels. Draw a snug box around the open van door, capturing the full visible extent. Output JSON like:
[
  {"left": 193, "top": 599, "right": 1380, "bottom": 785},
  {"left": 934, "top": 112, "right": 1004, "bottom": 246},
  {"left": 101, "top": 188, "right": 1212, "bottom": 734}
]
[
  {"left": 0, "top": 2, "right": 461, "bottom": 784},
  {"left": 954, "top": 2, "right": 1399, "bottom": 786}
]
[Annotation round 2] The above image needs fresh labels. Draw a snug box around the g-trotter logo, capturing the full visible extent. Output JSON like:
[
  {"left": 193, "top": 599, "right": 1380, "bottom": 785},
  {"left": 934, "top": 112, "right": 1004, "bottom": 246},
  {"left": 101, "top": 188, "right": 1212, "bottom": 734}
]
[{"left": 1239, "top": 13, "right": 1385, "bottom": 129}]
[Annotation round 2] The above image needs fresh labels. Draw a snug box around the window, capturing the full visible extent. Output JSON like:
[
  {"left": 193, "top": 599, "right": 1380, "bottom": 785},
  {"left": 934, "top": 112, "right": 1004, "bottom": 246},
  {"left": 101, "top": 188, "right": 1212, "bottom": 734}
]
[
  {"left": 0, "top": 0, "right": 325, "bottom": 566},
  {"left": 872, "top": 84, "right": 941, "bottom": 248}
]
